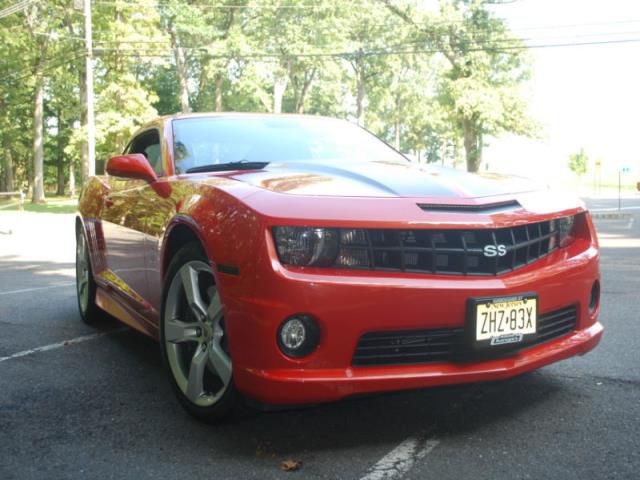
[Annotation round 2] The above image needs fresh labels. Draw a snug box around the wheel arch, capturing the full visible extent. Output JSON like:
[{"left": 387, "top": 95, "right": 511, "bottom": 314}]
[
  {"left": 75, "top": 215, "right": 97, "bottom": 272},
  {"left": 161, "top": 216, "right": 212, "bottom": 280},
  {"left": 75, "top": 215, "right": 85, "bottom": 235}
]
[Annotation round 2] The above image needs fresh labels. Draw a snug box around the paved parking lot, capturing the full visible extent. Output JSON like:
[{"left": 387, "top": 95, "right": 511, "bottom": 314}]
[{"left": 1, "top": 197, "right": 639, "bottom": 480}]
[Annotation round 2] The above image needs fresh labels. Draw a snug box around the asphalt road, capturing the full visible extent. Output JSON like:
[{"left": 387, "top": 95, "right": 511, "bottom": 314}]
[{"left": 0, "top": 197, "right": 639, "bottom": 480}]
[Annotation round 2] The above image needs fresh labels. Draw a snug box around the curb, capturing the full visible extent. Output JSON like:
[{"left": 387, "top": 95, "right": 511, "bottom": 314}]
[{"left": 590, "top": 212, "right": 633, "bottom": 220}]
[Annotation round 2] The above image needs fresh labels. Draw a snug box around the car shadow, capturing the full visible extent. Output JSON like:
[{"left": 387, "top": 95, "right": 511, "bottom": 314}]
[
  {"left": 0, "top": 252, "right": 569, "bottom": 471},
  {"left": 102, "top": 326, "right": 566, "bottom": 464}
]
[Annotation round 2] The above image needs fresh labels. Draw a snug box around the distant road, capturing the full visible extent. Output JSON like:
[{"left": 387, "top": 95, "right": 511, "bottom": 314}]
[{"left": 582, "top": 195, "right": 640, "bottom": 212}]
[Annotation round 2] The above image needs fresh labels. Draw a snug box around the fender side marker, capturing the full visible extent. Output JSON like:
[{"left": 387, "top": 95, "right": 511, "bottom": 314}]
[{"left": 217, "top": 264, "right": 240, "bottom": 276}]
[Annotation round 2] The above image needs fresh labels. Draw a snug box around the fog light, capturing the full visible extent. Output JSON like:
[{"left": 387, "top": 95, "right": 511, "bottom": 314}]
[
  {"left": 277, "top": 315, "right": 320, "bottom": 358},
  {"left": 589, "top": 280, "right": 600, "bottom": 315}
]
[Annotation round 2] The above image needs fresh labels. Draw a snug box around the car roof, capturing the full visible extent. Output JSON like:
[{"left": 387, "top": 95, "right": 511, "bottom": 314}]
[
  {"left": 150, "top": 112, "right": 341, "bottom": 129},
  {"left": 129, "top": 112, "right": 349, "bottom": 144}
]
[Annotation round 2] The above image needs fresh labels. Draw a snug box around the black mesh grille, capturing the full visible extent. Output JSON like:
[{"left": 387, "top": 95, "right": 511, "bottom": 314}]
[
  {"left": 349, "top": 219, "right": 559, "bottom": 276},
  {"left": 352, "top": 305, "right": 577, "bottom": 367}
]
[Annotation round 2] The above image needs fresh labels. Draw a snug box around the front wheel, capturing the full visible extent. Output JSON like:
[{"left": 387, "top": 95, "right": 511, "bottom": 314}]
[
  {"left": 160, "top": 243, "right": 238, "bottom": 422},
  {"left": 76, "top": 227, "right": 101, "bottom": 324}
]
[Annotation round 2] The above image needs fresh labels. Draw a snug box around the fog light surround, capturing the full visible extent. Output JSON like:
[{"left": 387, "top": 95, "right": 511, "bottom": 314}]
[
  {"left": 589, "top": 280, "right": 600, "bottom": 315},
  {"left": 277, "top": 314, "right": 320, "bottom": 358}
]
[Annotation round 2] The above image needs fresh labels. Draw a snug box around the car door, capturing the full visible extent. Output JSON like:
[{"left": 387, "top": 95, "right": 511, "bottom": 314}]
[{"left": 101, "top": 129, "right": 163, "bottom": 316}]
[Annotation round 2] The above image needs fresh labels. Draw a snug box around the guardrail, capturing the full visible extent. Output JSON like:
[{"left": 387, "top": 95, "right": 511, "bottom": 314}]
[{"left": 0, "top": 191, "right": 25, "bottom": 211}]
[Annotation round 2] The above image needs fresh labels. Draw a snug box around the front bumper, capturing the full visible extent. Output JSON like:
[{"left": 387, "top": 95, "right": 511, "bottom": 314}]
[
  {"left": 221, "top": 225, "right": 602, "bottom": 405},
  {"left": 235, "top": 322, "right": 602, "bottom": 404}
]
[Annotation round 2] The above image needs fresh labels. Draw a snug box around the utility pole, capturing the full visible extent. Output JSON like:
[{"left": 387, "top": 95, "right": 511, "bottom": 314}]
[{"left": 84, "top": 0, "right": 95, "bottom": 177}]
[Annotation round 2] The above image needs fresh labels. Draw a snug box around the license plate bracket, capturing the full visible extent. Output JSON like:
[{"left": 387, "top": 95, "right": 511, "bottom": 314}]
[{"left": 466, "top": 293, "right": 538, "bottom": 351}]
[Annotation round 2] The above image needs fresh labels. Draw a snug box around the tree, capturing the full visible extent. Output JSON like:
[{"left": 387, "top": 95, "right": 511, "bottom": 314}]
[
  {"left": 248, "top": 0, "right": 345, "bottom": 114},
  {"left": 1, "top": 0, "right": 543, "bottom": 196},
  {"left": 341, "top": 1, "right": 399, "bottom": 127},
  {"left": 23, "top": 2, "right": 54, "bottom": 202},
  {"left": 69, "top": 0, "right": 164, "bottom": 166},
  {"left": 385, "top": 0, "right": 538, "bottom": 172},
  {"left": 569, "top": 148, "right": 588, "bottom": 176}
]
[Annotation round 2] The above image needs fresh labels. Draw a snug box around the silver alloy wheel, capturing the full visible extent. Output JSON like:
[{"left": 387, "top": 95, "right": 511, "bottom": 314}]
[
  {"left": 76, "top": 232, "right": 90, "bottom": 313},
  {"left": 164, "top": 260, "right": 232, "bottom": 407}
]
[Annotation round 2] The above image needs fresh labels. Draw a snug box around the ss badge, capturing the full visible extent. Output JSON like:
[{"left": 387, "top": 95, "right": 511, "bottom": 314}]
[{"left": 483, "top": 244, "right": 507, "bottom": 257}]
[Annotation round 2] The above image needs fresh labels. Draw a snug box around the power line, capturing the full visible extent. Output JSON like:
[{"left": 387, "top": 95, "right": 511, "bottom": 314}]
[
  {"left": 31, "top": 31, "right": 85, "bottom": 42},
  {"left": 91, "top": 1, "right": 351, "bottom": 9},
  {"left": 88, "top": 27, "right": 640, "bottom": 49},
  {"left": 0, "top": 0, "right": 35, "bottom": 19},
  {"left": 4, "top": 30, "right": 637, "bottom": 82},
  {"left": 92, "top": 36, "right": 640, "bottom": 60},
  {"left": 503, "top": 18, "right": 640, "bottom": 32},
  {"left": 84, "top": 17, "right": 640, "bottom": 45},
  {"left": 0, "top": 49, "right": 83, "bottom": 84}
]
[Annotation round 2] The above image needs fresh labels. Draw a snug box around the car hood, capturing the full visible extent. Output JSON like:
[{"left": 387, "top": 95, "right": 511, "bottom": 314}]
[{"left": 228, "top": 161, "right": 543, "bottom": 199}]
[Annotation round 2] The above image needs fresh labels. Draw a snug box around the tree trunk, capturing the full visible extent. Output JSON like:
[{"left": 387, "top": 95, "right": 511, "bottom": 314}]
[
  {"left": 273, "top": 60, "right": 291, "bottom": 114},
  {"left": 296, "top": 69, "right": 316, "bottom": 114},
  {"left": 79, "top": 66, "right": 89, "bottom": 186},
  {"left": 0, "top": 97, "right": 15, "bottom": 192},
  {"left": 394, "top": 121, "right": 401, "bottom": 151},
  {"left": 169, "top": 23, "right": 190, "bottom": 113},
  {"left": 2, "top": 138, "right": 15, "bottom": 193},
  {"left": 194, "top": 59, "right": 209, "bottom": 111},
  {"left": 463, "top": 117, "right": 482, "bottom": 172},
  {"left": 26, "top": 152, "right": 33, "bottom": 198},
  {"left": 273, "top": 72, "right": 287, "bottom": 114},
  {"left": 214, "top": 73, "right": 223, "bottom": 112},
  {"left": 394, "top": 94, "right": 401, "bottom": 150},
  {"left": 56, "top": 160, "right": 65, "bottom": 195},
  {"left": 69, "top": 160, "right": 75, "bottom": 197},
  {"left": 56, "top": 110, "right": 65, "bottom": 196},
  {"left": 32, "top": 70, "right": 45, "bottom": 204},
  {"left": 356, "top": 66, "right": 366, "bottom": 127}
]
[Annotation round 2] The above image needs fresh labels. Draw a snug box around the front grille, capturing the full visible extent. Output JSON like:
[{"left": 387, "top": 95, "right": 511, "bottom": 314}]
[
  {"left": 352, "top": 327, "right": 463, "bottom": 367},
  {"left": 350, "top": 219, "right": 560, "bottom": 276},
  {"left": 352, "top": 305, "right": 577, "bottom": 367},
  {"left": 532, "top": 305, "right": 577, "bottom": 346}
]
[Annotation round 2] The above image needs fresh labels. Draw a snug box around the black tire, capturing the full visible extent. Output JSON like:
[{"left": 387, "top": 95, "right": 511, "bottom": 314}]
[
  {"left": 160, "top": 242, "right": 239, "bottom": 423},
  {"left": 76, "top": 226, "right": 102, "bottom": 324}
]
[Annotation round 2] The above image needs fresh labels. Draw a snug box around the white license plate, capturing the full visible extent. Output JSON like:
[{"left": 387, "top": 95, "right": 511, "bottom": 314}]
[{"left": 475, "top": 296, "right": 537, "bottom": 345}]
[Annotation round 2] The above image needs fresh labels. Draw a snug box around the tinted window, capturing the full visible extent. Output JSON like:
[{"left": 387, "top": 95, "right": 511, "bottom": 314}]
[
  {"left": 128, "top": 129, "right": 162, "bottom": 176},
  {"left": 172, "top": 116, "right": 406, "bottom": 174}
]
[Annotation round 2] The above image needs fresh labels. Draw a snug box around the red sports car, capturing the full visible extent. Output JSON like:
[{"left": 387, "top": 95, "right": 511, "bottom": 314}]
[{"left": 76, "top": 113, "right": 603, "bottom": 421}]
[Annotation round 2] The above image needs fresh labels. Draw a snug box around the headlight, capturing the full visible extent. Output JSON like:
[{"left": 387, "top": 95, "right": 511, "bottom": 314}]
[
  {"left": 273, "top": 227, "right": 339, "bottom": 266},
  {"left": 551, "top": 216, "right": 576, "bottom": 248}
]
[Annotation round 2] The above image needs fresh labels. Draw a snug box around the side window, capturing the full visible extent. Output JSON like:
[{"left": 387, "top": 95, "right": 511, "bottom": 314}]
[{"left": 128, "top": 130, "right": 163, "bottom": 176}]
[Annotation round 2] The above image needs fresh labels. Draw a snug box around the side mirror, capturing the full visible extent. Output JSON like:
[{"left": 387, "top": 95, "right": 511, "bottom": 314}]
[{"left": 106, "top": 154, "right": 157, "bottom": 183}]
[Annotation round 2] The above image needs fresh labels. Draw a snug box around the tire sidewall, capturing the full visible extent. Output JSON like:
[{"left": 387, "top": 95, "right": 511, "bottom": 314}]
[
  {"left": 159, "top": 242, "right": 238, "bottom": 422},
  {"left": 76, "top": 227, "right": 99, "bottom": 324}
]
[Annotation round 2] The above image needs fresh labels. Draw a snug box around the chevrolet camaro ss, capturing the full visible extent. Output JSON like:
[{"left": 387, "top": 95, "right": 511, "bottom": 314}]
[{"left": 76, "top": 113, "right": 603, "bottom": 421}]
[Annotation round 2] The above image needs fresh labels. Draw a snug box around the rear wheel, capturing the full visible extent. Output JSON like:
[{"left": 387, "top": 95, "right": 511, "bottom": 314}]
[
  {"left": 76, "top": 227, "right": 101, "bottom": 324},
  {"left": 160, "top": 243, "right": 238, "bottom": 422}
]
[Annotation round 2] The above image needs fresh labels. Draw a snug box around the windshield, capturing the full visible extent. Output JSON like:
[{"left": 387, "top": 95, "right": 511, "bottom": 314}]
[{"left": 171, "top": 116, "right": 407, "bottom": 174}]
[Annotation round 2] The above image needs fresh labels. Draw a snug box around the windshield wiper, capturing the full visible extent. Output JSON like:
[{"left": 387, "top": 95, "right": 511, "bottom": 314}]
[{"left": 185, "top": 161, "right": 269, "bottom": 174}]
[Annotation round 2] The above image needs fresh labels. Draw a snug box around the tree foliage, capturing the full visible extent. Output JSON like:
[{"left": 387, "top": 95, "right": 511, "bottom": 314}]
[
  {"left": 568, "top": 148, "right": 588, "bottom": 176},
  {"left": 0, "top": 0, "right": 537, "bottom": 201}
]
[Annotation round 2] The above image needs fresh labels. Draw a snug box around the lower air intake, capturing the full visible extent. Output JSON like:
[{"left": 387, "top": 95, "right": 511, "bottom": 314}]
[{"left": 352, "top": 305, "right": 577, "bottom": 367}]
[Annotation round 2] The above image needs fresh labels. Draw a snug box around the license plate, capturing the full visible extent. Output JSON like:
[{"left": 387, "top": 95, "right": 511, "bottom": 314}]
[{"left": 472, "top": 295, "right": 537, "bottom": 346}]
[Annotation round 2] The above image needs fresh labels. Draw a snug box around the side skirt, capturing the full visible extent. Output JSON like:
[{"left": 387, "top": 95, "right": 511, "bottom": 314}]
[{"left": 96, "top": 285, "right": 159, "bottom": 340}]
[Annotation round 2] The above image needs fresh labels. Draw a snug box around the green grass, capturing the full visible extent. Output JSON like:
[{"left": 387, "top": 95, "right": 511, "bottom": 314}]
[{"left": 0, "top": 195, "right": 78, "bottom": 214}]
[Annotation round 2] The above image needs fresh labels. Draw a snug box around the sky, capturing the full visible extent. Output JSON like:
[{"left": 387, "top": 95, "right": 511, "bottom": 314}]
[{"left": 483, "top": 0, "right": 640, "bottom": 185}]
